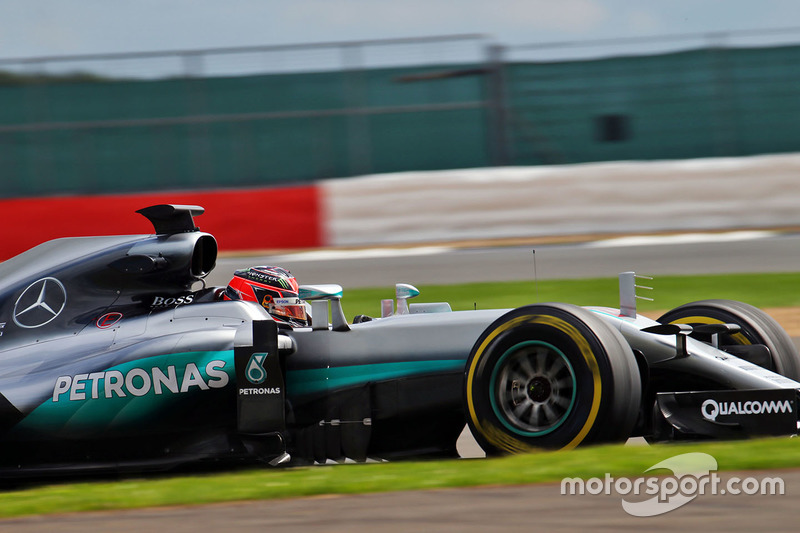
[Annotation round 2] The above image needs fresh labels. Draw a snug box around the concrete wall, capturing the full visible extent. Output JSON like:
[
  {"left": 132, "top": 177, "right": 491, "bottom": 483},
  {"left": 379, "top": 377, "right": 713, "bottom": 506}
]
[
  {"left": 322, "top": 152, "right": 800, "bottom": 246},
  {"left": 1, "top": 152, "right": 798, "bottom": 260}
]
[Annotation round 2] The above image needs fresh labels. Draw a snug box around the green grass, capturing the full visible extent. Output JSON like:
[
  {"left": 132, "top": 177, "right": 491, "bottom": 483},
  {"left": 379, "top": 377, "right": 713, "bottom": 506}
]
[
  {"left": 2, "top": 437, "right": 800, "bottom": 518},
  {"left": 3, "top": 271, "right": 800, "bottom": 518},
  {"left": 340, "top": 272, "right": 800, "bottom": 319}
]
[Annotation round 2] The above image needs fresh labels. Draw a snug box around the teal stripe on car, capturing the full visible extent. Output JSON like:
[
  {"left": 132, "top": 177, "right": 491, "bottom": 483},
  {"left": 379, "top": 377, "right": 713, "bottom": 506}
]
[{"left": 287, "top": 359, "right": 465, "bottom": 397}]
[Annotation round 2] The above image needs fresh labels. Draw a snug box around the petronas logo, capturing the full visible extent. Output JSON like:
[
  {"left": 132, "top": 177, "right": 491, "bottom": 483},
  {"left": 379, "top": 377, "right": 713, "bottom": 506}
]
[{"left": 246, "top": 353, "right": 268, "bottom": 384}]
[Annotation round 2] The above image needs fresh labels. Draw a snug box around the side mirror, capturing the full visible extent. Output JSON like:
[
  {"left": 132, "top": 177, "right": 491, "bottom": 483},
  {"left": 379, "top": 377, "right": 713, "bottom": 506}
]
[
  {"left": 298, "top": 284, "right": 343, "bottom": 301},
  {"left": 395, "top": 283, "right": 420, "bottom": 315},
  {"left": 298, "top": 284, "right": 348, "bottom": 332}
]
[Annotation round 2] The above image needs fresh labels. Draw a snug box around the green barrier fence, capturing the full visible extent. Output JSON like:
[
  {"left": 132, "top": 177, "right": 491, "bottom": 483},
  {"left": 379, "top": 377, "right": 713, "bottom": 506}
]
[
  {"left": 0, "top": 64, "right": 489, "bottom": 196},
  {"left": 2, "top": 34, "right": 800, "bottom": 198},
  {"left": 505, "top": 44, "right": 800, "bottom": 165}
]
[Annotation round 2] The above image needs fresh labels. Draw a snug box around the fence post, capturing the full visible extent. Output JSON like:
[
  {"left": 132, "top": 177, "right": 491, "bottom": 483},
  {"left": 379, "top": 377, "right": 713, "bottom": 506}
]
[
  {"left": 485, "top": 44, "right": 510, "bottom": 166},
  {"left": 182, "top": 51, "right": 213, "bottom": 186},
  {"left": 24, "top": 59, "right": 52, "bottom": 194},
  {"left": 706, "top": 32, "right": 740, "bottom": 157},
  {"left": 341, "top": 43, "right": 372, "bottom": 177}
]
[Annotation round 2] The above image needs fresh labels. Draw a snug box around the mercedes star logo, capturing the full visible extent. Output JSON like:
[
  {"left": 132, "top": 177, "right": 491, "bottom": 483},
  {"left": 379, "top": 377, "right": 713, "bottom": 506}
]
[{"left": 13, "top": 277, "right": 67, "bottom": 329}]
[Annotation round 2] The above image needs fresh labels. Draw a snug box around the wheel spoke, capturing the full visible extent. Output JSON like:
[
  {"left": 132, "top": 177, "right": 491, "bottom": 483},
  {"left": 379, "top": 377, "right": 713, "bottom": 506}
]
[
  {"left": 506, "top": 368, "right": 528, "bottom": 384},
  {"left": 549, "top": 356, "right": 566, "bottom": 375},
  {"left": 544, "top": 351, "right": 560, "bottom": 373},
  {"left": 533, "top": 348, "right": 547, "bottom": 374},
  {"left": 553, "top": 376, "right": 573, "bottom": 390},
  {"left": 530, "top": 404, "right": 543, "bottom": 426},
  {"left": 519, "top": 355, "right": 537, "bottom": 378},
  {"left": 553, "top": 394, "right": 571, "bottom": 409},
  {"left": 542, "top": 403, "right": 558, "bottom": 423},
  {"left": 513, "top": 400, "right": 532, "bottom": 420}
]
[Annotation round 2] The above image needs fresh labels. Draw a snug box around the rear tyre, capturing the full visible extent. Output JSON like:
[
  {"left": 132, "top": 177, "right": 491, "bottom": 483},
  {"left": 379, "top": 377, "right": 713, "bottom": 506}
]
[
  {"left": 464, "top": 304, "right": 641, "bottom": 454},
  {"left": 658, "top": 300, "right": 800, "bottom": 380}
]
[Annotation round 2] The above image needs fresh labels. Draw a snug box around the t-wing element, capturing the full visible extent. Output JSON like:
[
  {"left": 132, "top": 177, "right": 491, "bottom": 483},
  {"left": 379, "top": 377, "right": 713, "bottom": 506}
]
[
  {"left": 619, "top": 271, "right": 653, "bottom": 318},
  {"left": 137, "top": 204, "right": 205, "bottom": 235},
  {"left": 380, "top": 284, "right": 449, "bottom": 317},
  {"left": 395, "top": 283, "right": 420, "bottom": 315},
  {"left": 299, "top": 284, "right": 349, "bottom": 331}
]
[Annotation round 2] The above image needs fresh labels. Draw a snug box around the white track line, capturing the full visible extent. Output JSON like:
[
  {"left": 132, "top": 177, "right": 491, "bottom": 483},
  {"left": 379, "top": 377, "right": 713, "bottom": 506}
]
[
  {"left": 586, "top": 230, "right": 778, "bottom": 248},
  {"left": 267, "top": 246, "right": 453, "bottom": 262},
  {"left": 263, "top": 230, "right": 779, "bottom": 262}
]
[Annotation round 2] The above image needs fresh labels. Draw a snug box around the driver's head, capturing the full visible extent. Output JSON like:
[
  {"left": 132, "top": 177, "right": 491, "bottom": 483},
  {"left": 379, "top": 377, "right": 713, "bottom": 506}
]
[{"left": 224, "top": 266, "right": 308, "bottom": 327}]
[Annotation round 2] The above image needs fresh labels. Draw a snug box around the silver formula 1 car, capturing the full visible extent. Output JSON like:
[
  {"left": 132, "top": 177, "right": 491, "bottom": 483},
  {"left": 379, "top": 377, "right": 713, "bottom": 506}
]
[{"left": 0, "top": 205, "right": 798, "bottom": 475}]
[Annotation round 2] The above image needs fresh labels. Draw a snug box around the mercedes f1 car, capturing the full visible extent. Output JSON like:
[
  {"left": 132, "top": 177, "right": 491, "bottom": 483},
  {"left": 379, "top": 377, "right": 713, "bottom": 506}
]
[{"left": 1, "top": 205, "right": 798, "bottom": 475}]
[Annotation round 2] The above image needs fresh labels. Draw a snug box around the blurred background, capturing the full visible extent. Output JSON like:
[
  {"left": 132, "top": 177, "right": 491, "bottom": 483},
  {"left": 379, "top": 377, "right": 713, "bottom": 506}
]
[
  {"left": 2, "top": 1, "right": 800, "bottom": 255},
  {"left": 5, "top": 29, "right": 800, "bottom": 194}
]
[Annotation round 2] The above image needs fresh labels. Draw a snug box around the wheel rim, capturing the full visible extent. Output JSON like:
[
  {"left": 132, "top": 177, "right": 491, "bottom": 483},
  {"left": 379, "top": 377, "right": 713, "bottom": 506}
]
[{"left": 490, "top": 340, "right": 577, "bottom": 437}]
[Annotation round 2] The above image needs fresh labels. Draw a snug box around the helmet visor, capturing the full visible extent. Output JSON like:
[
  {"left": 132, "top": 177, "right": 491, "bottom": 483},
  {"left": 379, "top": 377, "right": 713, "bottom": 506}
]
[{"left": 269, "top": 297, "right": 308, "bottom": 323}]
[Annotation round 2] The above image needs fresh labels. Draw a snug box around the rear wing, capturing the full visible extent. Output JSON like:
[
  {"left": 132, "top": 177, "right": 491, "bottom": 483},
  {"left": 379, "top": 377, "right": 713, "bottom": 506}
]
[{"left": 137, "top": 204, "right": 205, "bottom": 234}]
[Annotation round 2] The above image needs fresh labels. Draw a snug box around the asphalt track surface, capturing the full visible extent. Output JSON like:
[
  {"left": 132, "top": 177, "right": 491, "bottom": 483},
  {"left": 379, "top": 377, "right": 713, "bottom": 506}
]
[
  {"left": 5, "top": 232, "right": 800, "bottom": 531},
  {"left": 211, "top": 231, "right": 800, "bottom": 289}
]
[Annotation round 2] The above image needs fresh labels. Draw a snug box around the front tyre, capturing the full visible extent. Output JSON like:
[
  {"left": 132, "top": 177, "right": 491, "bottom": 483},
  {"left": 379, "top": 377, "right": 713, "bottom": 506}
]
[
  {"left": 464, "top": 304, "right": 641, "bottom": 454},
  {"left": 658, "top": 300, "right": 800, "bottom": 380}
]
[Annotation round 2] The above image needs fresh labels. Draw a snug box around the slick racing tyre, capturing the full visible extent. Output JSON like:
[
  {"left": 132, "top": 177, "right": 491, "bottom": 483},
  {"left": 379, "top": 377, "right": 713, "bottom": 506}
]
[
  {"left": 464, "top": 304, "right": 641, "bottom": 454},
  {"left": 658, "top": 299, "right": 800, "bottom": 380}
]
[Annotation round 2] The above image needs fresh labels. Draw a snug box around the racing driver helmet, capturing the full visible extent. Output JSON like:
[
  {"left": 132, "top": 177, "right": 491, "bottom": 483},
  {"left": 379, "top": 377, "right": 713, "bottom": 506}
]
[{"left": 224, "top": 266, "right": 308, "bottom": 327}]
